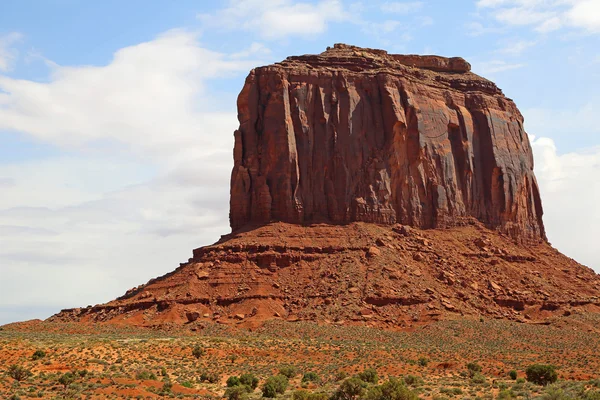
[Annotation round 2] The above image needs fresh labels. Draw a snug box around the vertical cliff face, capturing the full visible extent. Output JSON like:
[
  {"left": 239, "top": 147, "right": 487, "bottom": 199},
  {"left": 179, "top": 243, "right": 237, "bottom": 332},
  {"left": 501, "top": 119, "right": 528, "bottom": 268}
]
[{"left": 230, "top": 44, "right": 545, "bottom": 242}]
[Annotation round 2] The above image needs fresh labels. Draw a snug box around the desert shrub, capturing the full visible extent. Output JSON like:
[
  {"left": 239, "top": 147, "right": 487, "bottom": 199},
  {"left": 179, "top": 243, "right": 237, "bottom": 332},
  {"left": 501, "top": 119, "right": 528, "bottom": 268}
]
[
  {"left": 584, "top": 390, "right": 600, "bottom": 400},
  {"left": 498, "top": 389, "right": 515, "bottom": 399},
  {"left": 263, "top": 382, "right": 278, "bottom": 398},
  {"left": 136, "top": 370, "right": 157, "bottom": 380},
  {"left": 516, "top": 378, "right": 526, "bottom": 384},
  {"left": 293, "top": 390, "right": 329, "bottom": 400},
  {"left": 331, "top": 377, "right": 367, "bottom": 400},
  {"left": 280, "top": 366, "right": 299, "bottom": 379},
  {"left": 417, "top": 357, "right": 428, "bottom": 367},
  {"left": 181, "top": 380, "right": 194, "bottom": 388},
  {"left": 76, "top": 369, "right": 88, "bottom": 377},
  {"left": 403, "top": 375, "right": 423, "bottom": 387},
  {"left": 240, "top": 373, "right": 259, "bottom": 389},
  {"left": 471, "top": 373, "right": 487, "bottom": 384},
  {"left": 31, "top": 350, "right": 46, "bottom": 360},
  {"left": 335, "top": 371, "right": 349, "bottom": 381},
  {"left": 240, "top": 373, "right": 258, "bottom": 390},
  {"left": 58, "top": 372, "right": 75, "bottom": 388},
  {"left": 357, "top": 368, "right": 378, "bottom": 384},
  {"left": 200, "top": 371, "right": 220, "bottom": 383},
  {"left": 227, "top": 376, "right": 242, "bottom": 387},
  {"left": 192, "top": 345, "right": 205, "bottom": 359},
  {"left": 526, "top": 364, "right": 558, "bottom": 386},
  {"left": 440, "top": 387, "right": 463, "bottom": 396},
  {"left": 302, "top": 372, "right": 320, "bottom": 383},
  {"left": 160, "top": 367, "right": 167, "bottom": 377},
  {"left": 160, "top": 380, "right": 173, "bottom": 395},
  {"left": 262, "top": 375, "right": 289, "bottom": 398},
  {"left": 467, "top": 362, "right": 482, "bottom": 377},
  {"left": 364, "top": 378, "right": 418, "bottom": 400},
  {"left": 539, "top": 382, "right": 585, "bottom": 400},
  {"left": 509, "top": 370, "right": 518, "bottom": 380},
  {"left": 8, "top": 365, "right": 32, "bottom": 381},
  {"left": 226, "top": 385, "right": 252, "bottom": 400}
]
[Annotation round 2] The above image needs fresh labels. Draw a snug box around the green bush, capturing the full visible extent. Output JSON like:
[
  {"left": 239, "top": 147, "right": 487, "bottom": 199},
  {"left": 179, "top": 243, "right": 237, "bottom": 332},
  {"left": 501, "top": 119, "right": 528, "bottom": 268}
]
[
  {"left": 357, "top": 368, "right": 379, "bottom": 384},
  {"left": 199, "top": 371, "right": 219, "bottom": 383},
  {"left": 181, "top": 381, "right": 194, "bottom": 388},
  {"left": 331, "top": 377, "right": 367, "bottom": 400},
  {"left": 227, "top": 376, "right": 242, "bottom": 387},
  {"left": 335, "top": 371, "right": 349, "bottom": 381},
  {"left": 403, "top": 375, "right": 423, "bottom": 387},
  {"left": 302, "top": 372, "right": 320, "bottom": 383},
  {"left": 226, "top": 385, "right": 252, "bottom": 400},
  {"left": 136, "top": 370, "right": 157, "bottom": 380},
  {"left": 263, "top": 382, "right": 278, "bottom": 398},
  {"left": 31, "top": 350, "right": 46, "bottom": 361},
  {"left": 509, "top": 370, "right": 518, "bottom": 380},
  {"left": 240, "top": 373, "right": 259, "bottom": 389},
  {"left": 160, "top": 380, "right": 173, "bottom": 395},
  {"left": 417, "top": 358, "right": 428, "bottom": 367},
  {"left": 58, "top": 372, "right": 75, "bottom": 388},
  {"left": 293, "top": 390, "right": 329, "bottom": 400},
  {"left": 262, "top": 375, "right": 289, "bottom": 397},
  {"left": 467, "top": 362, "right": 482, "bottom": 377},
  {"left": 526, "top": 364, "right": 558, "bottom": 386},
  {"left": 498, "top": 389, "right": 515, "bottom": 399},
  {"left": 584, "top": 390, "right": 600, "bottom": 400},
  {"left": 192, "top": 345, "right": 205, "bottom": 359},
  {"left": 8, "top": 365, "right": 32, "bottom": 381},
  {"left": 279, "top": 366, "right": 299, "bottom": 379},
  {"left": 471, "top": 373, "right": 487, "bottom": 384},
  {"left": 364, "top": 378, "right": 418, "bottom": 400}
]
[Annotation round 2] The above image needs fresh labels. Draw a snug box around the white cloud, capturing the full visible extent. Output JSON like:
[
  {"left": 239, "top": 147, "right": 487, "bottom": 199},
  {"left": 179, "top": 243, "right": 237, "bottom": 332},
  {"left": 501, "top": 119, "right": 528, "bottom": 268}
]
[
  {"left": 531, "top": 136, "right": 600, "bottom": 272},
  {"left": 0, "top": 32, "right": 22, "bottom": 72},
  {"left": 380, "top": 1, "right": 424, "bottom": 14},
  {"left": 0, "top": 30, "right": 264, "bottom": 324},
  {"left": 0, "top": 30, "right": 261, "bottom": 159},
  {"left": 497, "top": 39, "right": 537, "bottom": 55},
  {"left": 566, "top": 0, "right": 600, "bottom": 33},
  {"left": 198, "top": 0, "right": 350, "bottom": 40},
  {"left": 472, "top": 59, "right": 525, "bottom": 74},
  {"left": 476, "top": 0, "right": 600, "bottom": 34}
]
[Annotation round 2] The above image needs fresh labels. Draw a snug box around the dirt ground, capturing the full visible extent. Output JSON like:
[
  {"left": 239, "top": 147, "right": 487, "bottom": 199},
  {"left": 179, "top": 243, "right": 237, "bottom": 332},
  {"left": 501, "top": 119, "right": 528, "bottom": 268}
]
[{"left": 1, "top": 315, "right": 599, "bottom": 399}]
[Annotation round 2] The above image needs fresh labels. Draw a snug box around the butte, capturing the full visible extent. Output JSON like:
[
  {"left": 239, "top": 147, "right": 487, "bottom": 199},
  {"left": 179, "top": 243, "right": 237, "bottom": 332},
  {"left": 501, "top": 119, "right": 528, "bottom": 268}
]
[{"left": 50, "top": 44, "right": 600, "bottom": 329}]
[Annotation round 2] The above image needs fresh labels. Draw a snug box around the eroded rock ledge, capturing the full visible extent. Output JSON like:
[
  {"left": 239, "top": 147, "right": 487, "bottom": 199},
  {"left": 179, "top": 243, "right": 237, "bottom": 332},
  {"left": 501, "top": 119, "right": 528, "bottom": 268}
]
[{"left": 230, "top": 44, "right": 545, "bottom": 242}]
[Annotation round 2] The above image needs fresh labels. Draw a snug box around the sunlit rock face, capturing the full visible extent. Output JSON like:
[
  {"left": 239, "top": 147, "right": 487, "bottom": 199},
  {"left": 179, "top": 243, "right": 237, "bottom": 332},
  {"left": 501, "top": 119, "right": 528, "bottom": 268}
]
[{"left": 230, "top": 44, "right": 545, "bottom": 242}]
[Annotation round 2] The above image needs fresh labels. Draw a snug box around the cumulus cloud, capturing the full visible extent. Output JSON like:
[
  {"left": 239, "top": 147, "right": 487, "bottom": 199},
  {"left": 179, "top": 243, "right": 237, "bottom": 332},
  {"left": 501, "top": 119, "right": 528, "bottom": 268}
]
[
  {"left": 0, "top": 30, "right": 260, "bottom": 159},
  {"left": 531, "top": 136, "right": 600, "bottom": 271},
  {"left": 0, "top": 32, "right": 22, "bottom": 72},
  {"left": 0, "top": 30, "right": 265, "bottom": 324},
  {"left": 476, "top": 0, "right": 600, "bottom": 34},
  {"left": 198, "top": 0, "right": 350, "bottom": 40}
]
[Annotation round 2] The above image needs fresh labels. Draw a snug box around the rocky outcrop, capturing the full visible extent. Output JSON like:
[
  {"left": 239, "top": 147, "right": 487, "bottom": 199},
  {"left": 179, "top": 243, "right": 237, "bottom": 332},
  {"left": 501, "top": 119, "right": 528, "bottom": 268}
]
[
  {"left": 49, "top": 222, "right": 600, "bottom": 328},
  {"left": 230, "top": 44, "right": 545, "bottom": 242}
]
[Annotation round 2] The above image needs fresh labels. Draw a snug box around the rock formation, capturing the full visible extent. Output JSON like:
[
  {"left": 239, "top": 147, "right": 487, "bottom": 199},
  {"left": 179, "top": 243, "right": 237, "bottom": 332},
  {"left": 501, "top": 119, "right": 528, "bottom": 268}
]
[
  {"left": 46, "top": 45, "right": 600, "bottom": 330},
  {"left": 230, "top": 44, "right": 545, "bottom": 242}
]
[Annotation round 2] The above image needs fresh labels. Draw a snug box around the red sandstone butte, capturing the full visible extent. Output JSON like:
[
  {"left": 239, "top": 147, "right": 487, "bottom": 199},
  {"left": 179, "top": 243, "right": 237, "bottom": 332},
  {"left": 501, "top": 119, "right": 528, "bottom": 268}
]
[{"left": 230, "top": 44, "right": 545, "bottom": 242}]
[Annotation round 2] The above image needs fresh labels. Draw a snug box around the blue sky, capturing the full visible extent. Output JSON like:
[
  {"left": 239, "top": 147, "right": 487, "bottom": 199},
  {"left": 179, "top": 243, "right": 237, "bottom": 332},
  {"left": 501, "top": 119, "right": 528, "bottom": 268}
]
[{"left": 0, "top": 0, "right": 599, "bottom": 325}]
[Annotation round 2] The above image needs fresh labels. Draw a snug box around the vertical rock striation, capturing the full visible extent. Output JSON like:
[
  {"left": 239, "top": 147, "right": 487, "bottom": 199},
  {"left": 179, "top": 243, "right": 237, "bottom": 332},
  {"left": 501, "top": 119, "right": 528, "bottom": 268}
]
[{"left": 230, "top": 44, "right": 545, "bottom": 242}]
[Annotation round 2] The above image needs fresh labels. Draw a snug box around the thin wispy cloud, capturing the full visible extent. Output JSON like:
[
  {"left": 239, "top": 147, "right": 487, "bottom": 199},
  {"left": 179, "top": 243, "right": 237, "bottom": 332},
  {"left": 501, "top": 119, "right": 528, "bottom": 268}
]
[
  {"left": 198, "top": 0, "right": 350, "bottom": 40},
  {"left": 0, "top": 32, "right": 23, "bottom": 72}
]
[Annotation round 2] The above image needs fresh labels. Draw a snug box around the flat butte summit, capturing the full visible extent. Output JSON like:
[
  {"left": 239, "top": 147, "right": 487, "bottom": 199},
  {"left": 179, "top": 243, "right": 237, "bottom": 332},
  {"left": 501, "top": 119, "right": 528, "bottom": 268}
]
[{"left": 51, "top": 44, "right": 600, "bottom": 330}]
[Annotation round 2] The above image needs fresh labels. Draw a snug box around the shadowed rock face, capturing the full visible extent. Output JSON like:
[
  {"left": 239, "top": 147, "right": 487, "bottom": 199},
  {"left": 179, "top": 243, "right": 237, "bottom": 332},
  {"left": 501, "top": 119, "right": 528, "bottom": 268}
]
[{"left": 230, "top": 44, "right": 545, "bottom": 242}]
